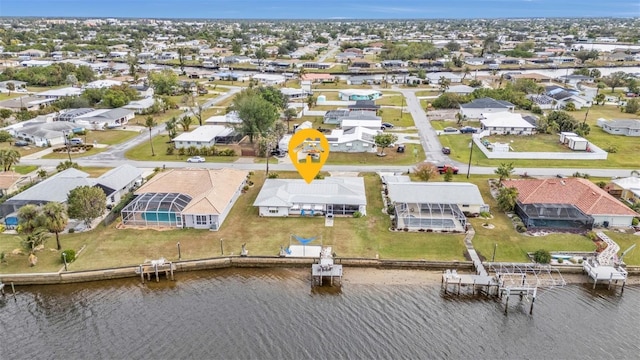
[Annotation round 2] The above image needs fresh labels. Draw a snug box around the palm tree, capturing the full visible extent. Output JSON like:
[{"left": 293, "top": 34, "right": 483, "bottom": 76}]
[
  {"left": 462, "top": 66, "right": 471, "bottom": 82},
  {"left": 41, "top": 202, "right": 68, "bottom": 250},
  {"left": 165, "top": 116, "right": 178, "bottom": 139},
  {"left": 145, "top": 116, "right": 157, "bottom": 156},
  {"left": 283, "top": 107, "right": 298, "bottom": 132},
  {"left": 497, "top": 186, "right": 519, "bottom": 212},
  {"left": 21, "top": 228, "right": 50, "bottom": 252},
  {"left": 438, "top": 76, "right": 450, "bottom": 93},
  {"left": 178, "top": 115, "right": 193, "bottom": 132},
  {"left": 494, "top": 162, "right": 515, "bottom": 184},
  {"left": 0, "top": 149, "right": 21, "bottom": 171},
  {"left": 17, "top": 204, "right": 41, "bottom": 235}
]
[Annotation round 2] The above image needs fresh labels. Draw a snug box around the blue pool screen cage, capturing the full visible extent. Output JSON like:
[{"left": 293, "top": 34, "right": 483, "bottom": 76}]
[{"left": 121, "top": 192, "right": 192, "bottom": 227}]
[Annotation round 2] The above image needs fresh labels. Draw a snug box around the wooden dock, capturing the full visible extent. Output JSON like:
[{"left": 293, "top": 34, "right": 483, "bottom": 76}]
[
  {"left": 311, "top": 247, "right": 342, "bottom": 286},
  {"left": 135, "top": 258, "right": 176, "bottom": 283}
]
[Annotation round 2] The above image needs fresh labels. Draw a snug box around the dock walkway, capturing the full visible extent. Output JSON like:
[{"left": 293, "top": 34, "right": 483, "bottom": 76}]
[{"left": 463, "top": 226, "right": 487, "bottom": 276}]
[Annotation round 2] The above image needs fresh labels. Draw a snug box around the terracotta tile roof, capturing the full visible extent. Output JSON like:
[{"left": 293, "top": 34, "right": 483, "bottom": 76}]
[
  {"left": 502, "top": 178, "right": 638, "bottom": 216},
  {"left": 0, "top": 171, "right": 22, "bottom": 189},
  {"left": 135, "top": 168, "right": 248, "bottom": 215}
]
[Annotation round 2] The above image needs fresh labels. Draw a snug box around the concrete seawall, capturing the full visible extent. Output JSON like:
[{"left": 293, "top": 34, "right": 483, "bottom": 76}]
[
  {"left": 0, "top": 257, "right": 474, "bottom": 286},
  {"left": 2, "top": 257, "right": 638, "bottom": 286}
]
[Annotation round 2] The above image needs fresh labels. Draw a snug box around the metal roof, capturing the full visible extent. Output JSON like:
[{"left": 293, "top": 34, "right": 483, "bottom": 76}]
[
  {"left": 387, "top": 182, "right": 485, "bottom": 205},
  {"left": 254, "top": 177, "right": 366, "bottom": 207},
  {"left": 8, "top": 168, "right": 92, "bottom": 203},
  {"left": 96, "top": 164, "right": 143, "bottom": 193}
]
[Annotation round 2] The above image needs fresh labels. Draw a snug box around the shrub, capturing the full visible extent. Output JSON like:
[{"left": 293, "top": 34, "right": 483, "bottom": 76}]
[
  {"left": 353, "top": 211, "right": 362, "bottom": 218},
  {"left": 516, "top": 224, "right": 527, "bottom": 233},
  {"left": 166, "top": 146, "right": 175, "bottom": 155},
  {"left": 0, "top": 224, "right": 5, "bottom": 233},
  {"left": 386, "top": 204, "right": 395, "bottom": 214},
  {"left": 61, "top": 249, "right": 76, "bottom": 263},
  {"left": 267, "top": 173, "right": 279, "bottom": 179},
  {"left": 557, "top": 257, "right": 564, "bottom": 264},
  {"left": 533, "top": 249, "right": 551, "bottom": 264},
  {"left": 479, "top": 211, "right": 491, "bottom": 218},
  {"left": 633, "top": 218, "right": 639, "bottom": 226},
  {"left": 242, "top": 185, "right": 249, "bottom": 192},
  {"left": 0, "top": 251, "right": 5, "bottom": 263},
  {"left": 68, "top": 228, "right": 75, "bottom": 234},
  {"left": 0, "top": 131, "right": 12, "bottom": 142},
  {"left": 586, "top": 231, "right": 598, "bottom": 241}
]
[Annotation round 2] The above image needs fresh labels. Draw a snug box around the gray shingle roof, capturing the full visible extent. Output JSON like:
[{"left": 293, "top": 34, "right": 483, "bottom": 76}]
[
  {"left": 460, "top": 97, "right": 515, "bottom": 109},
  {"left": 254, "top": 177, "right": 366, "bottom": 207},
  {"left": 606, "top": 119, "right": 640, "bottom": 130}
]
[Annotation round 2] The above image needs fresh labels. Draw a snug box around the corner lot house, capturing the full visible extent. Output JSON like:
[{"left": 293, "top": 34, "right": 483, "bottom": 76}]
[
  {"left": 121, "top": 168, "right": 248, "bottom": 230},
  {"left": 386, "top": 179, "right": 488, "bottom": 232},
  {"left": 253, "top": 177, "right": 367, "bottom": 217},
  {"left": 503, "top": 178, "right": 639, "bottom": 230},
  {"left": 460, "top": 97, "right": 515, "bottom": 119},
  {"left": 480, "top": 112, "right": 536, "bottom": 135}
]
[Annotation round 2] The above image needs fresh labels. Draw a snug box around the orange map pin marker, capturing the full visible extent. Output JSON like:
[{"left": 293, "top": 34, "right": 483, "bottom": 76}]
[{"left": 288, "top": 128, "right": 330, "bottom": 184}]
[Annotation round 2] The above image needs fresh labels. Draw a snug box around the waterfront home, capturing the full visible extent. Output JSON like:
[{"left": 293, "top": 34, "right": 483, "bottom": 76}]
[
  {"left": 385, "top": 178, "right": 488, "bottom": 232},
  {"left": 253, "top": 177, "right": 367, "bottom": 217},
  {"left": 94, "top": 164, "right": 143, "bottom": 206},
  {"left": 502, "top": 178, "right": 639, "bottom": 229},
  {"left": 121, "top": 168, "right": 248, "bottom": 230}
]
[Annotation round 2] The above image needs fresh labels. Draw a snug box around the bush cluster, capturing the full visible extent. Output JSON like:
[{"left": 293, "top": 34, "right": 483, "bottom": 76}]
[
  {"left": 61, "top": 249, "right": 76, "bottom": 263},
  {"left": 166, "top": 145, "right": 235, "bottom": 157},
  {"left": 52, "top": 144, "right": 94, "bottom": 153}
]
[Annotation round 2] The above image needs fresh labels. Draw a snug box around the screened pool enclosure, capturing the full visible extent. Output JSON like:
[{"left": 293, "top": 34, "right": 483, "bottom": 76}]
[{"left": 121, "top": 193, "right": 192, "bottom": 227}]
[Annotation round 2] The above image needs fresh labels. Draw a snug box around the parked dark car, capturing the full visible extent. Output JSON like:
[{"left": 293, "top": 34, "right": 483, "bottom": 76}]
[
  {"left": 381, "top": 122, "right": 394, "bottom": 129},
  {"left": 441, "top": 146, "right": 451, "bottom": 154},
  {"left": 459, "top": 126, "right": 478, "bottom": 133},
  {"left": 14, "top": 140, "right": 28, "bottom": 147},
  {"left": 443, "top": 127, "right": 458, "bottom": 133},
  {"left": 396, "top": 144, "right": 405, "bottom": 153}
]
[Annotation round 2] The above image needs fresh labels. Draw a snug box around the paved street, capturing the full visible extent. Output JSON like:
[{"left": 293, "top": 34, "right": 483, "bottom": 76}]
[{"left": 18, "top": 86, "right": 638, "bottom": 180}]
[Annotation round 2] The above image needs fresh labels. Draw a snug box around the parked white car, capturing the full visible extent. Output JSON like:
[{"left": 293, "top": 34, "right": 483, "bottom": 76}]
[{"left": 186, "top": 156, "right": 206, "bottom": 163}]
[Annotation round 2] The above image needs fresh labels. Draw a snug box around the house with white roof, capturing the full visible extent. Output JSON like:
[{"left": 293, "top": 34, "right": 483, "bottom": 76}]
[
  {"left": 123, "top": 97, "right": 156, "bottom": 114},
  {"left": 74, "top": 108, "right": 134, "bottom": 129},
  {"left": 480, "top": 112, "right": 536, "bottom": 135},
  {"left": 253, "top": 177, "right": 367, "bottom": 217},
  {"left": 11, "top": 121, "right": 79, "bottom": 147},
  {"left": 326, "top": 126, "right": 378, "bottom": 153},
  {"left": 94, "top": 164, "right": 143, "bottom": 206},
  {"left": 252, "top": 73, "right": 286, "bottom": 85},
  {"left": 84, "top": 79, "right": 122, "bottom": 89},
  {"left": 205, "top": 111, "right": 242, "bottom": 125},
  {"left": 172, "top": 125, "right": 235, "bottom": 149},
  {"left": 35, "top": 87, "right": 83, "bottom": 99}
]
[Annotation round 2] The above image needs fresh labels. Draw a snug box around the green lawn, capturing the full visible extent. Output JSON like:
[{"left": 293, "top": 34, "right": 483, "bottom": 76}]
[
  {"left": 380, "top": 110, "right": 415, "bottom": 127},
  {"left": 440, "top": 105, "right": 640, "bottom": 168},
  {"left": 14, "top": 165, "right": 38, "bottom": 174},
  {"left": 314, "top": 91, "right": 340, "bottom": 101},
  {"left": 327, "top": 144, "right": 425, "bottom": 165},
  {"left": 415, "top": 90, "right": 440, "bottom": 97},
  {"left": 2, "top": 171, "right": 637, "bottom": 274},
  {"left": 376, "top": 94, "right": 404, "bottom": 106},
  {"left": 0, "top": 142, "right": 43, "bottom": 158},
  {"left": 42, "top": 130, "right": 140, "bottom": 159},
  {"left": 125, "top": 134, "right": 239, "bottom": 162}
]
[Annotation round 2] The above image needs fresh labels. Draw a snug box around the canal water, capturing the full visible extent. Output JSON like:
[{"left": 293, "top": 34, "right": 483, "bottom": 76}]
[{"left": 1, "top": 268, "right": 639, "bottom": 360}]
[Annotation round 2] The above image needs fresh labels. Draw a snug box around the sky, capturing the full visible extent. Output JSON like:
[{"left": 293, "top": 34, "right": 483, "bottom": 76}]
[{"left": 1, "top": 0, "right": 639, "bottom": 19}]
